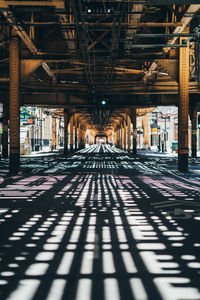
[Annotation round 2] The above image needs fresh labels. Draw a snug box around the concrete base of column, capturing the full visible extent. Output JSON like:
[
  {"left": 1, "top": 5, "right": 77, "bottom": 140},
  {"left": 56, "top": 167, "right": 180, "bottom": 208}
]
[
  {"left": 70, "top": 145, "right": 73, "bottom": 152},
  {"left": 178, "top": 153, "right": 188, "bottom": 172},
  {"left": 9, "top": 153, "right": 20, "bottom": 173}
]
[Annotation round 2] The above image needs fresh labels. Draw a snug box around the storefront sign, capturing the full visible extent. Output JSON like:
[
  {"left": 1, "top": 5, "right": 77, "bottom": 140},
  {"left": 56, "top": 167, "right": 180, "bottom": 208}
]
[{"left": 152, "top": 128, "right": 157, "bottom": 133}]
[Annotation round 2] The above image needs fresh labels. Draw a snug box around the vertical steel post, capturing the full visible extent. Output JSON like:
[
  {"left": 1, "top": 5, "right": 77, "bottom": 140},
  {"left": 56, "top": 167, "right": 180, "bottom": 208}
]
[
  {"left": 117, "top": 129, "right": 120, "bottom": 148},
  {"left": 115, "top": 130, "right": 118, "bottom": 147},
  {"left": 127, "top": 115, "right": 131, "bottom": 151},
  {"left": 131, "top": 108, "right": 137, "bottom": 154},
  {"left": 70, "top": 114, "right": 74, "bottom": 152},
  {"left": 64, "top": 109, "right": 69, "bottom": 155},
  {"left": 191, "top": 107, "right": 197, "bottom": 158},
  {"left": 2, "top": 102, "right": 9, "bottom": 158},
  {"left": 124, "top": 118, "right": 127, "bottom": 151},
  {"left": 81, "top": 128, "right": 85, "bottom": 148},
  {"left": 178, "top": 36, "right": 189, "bottom": 172},
  {"left": 78, "top": 122, "right": 81, "bottom": 149},
  {"left": 52, "top": 117, "right": 56, "bottom": 149},
  {"left": 74, "top": 114, "right": 78, "bottom": 150},
  {"left": 59, "top": 118, "right": 61, "bottom": 148},
  {"left": 9, "top": 34, "right": 20, "bottom": 173},
  {"left": 120, "top": 123, "right": 123, "bottom": 149},
  {"left": 142, "top": 113, "right": 150, "bottom": 148}
]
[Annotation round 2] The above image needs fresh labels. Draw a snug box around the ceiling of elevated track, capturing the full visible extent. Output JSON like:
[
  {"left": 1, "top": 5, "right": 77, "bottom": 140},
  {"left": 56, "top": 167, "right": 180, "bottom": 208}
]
[{"left": 0, "top": 1, "right": 200, "bottom": 133}]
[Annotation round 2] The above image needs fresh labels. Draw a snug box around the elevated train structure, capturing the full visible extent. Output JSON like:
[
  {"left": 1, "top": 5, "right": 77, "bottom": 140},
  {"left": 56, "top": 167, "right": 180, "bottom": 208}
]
[{"left": 0, "top": 1, "right": 200, "bottom": 172}]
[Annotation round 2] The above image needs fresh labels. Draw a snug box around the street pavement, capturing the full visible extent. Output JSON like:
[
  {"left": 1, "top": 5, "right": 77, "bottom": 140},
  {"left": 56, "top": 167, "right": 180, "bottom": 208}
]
[{"left": 0, "top": 144, "right": 200, "bottom": 300}]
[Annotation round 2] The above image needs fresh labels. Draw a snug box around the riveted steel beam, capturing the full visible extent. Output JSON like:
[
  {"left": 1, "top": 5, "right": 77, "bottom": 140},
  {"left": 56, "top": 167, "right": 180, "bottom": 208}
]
[
  {"left": 80, "top": 0, "right": 200, "bottom": 3},
  {"left": 144, "top": 5, "right": 199, "bottom": 84},
  {"left": 9, "top": 34, "right": 20, "bottom": 173},
  {"left": 41, "top": 62, "right": 56, "bottom": 80},
  {"left": 164, "top": 5, "right": 200, "bottom": 53},
  {"left": 53, "top": 22, "right": 182, "bottom": 28},
  {"left": 0, "top": 1, "right": 65, "bottom": 9},
  {"left": 1, "top": 8, "right": 37, "bottom": 54},
  {"left": 1, "top": 9, "right": 56, "bottom": 81}
]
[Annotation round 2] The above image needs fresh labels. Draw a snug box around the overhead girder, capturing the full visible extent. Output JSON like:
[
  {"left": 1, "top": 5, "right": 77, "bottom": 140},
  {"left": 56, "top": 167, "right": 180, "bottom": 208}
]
[
  {"left": 144, "top": 5, "right": 200, "bottom": 83},
  {"left": 19, "top": 93, "right": 200, "bottom": 108},
  {"left": 1, "top": 1, "right": 200, "bottom": 139},
  {"left": 0, "top": 10, "right": 57, "bottom": 82},
  {"left": 71, "top": 0, "right": 94, "bottom": 90},
  {"left": 0, "top": 1, "right": 65, "bottom": 9}
]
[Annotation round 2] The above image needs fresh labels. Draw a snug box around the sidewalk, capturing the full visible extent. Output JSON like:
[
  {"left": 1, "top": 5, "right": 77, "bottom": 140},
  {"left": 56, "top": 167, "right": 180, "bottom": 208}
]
[
  {"left": 137, "top": 148, "right": 200, "bottom": 158},
  {"left": 23, "top": 146, "right": 64, "bottom": 157}
]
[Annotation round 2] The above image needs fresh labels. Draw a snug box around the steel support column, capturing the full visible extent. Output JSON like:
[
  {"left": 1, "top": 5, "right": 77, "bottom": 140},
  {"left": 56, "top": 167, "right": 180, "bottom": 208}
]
[
  {"left": 70, "top": 114, "right": 74, "bottom": 152},
  {"left": 81, "top": 128, "right": 85, "bottom": 149},
  {"left": 64, "top": 110, "right": 69, "bottom": 155},
  {"left": 144, "top": 114, "right": 150, "bottom": 148},
  {"left": 117, "top": 129, "right": 120, "bottom": 148},
  {"left": 131, "top": 109, "right": 137, "bottom": 154},
  {"left": 127, "top": 115, "right": 131, "bottom": 152},
  {"left": 124, "top": 118, "right": 127, "bottom": 151},
  {"left": 59, "top": 119, "right": 61, "bottom": 148},
  {"left": 115, "top": 131, "right": 118, "bottom": 147},
  {"left": 178, "top": 36, "right": 189, "bottom": 172},
  {"left": 9, "top": 34, "right": 20, "bottom": 173},
  {"left": 78, "top": 122, "right": 81, "bottom": 149},
  {"left": 52, "top": 117, "right": 56, "bottom": 150},
  {"left": 2, "top": 102, "right": 9, "bottom": 158},
  {"left": 120, "top": 123, "right": 123, "bottom": 150},
  {"left": 191, "top": 107, "right": 197, "bottom": 158},
  {"left": 74, "top": 115, "right": 78, "bottom": 150}
]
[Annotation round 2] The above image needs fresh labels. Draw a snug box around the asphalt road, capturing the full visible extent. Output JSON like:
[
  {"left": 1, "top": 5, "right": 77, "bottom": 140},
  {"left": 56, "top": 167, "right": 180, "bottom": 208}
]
[{"left": 0, "top": 144, "right": 200, "bottom": 300}]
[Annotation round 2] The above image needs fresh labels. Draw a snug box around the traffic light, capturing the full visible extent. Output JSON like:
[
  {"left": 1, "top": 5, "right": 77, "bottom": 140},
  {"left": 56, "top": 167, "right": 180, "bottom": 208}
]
[
  {"left": 198, "top": 115, "right": 200, "bottom": 128},
  {"left": 101, "top": 99, "right": 107, "bottom": 105}
]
